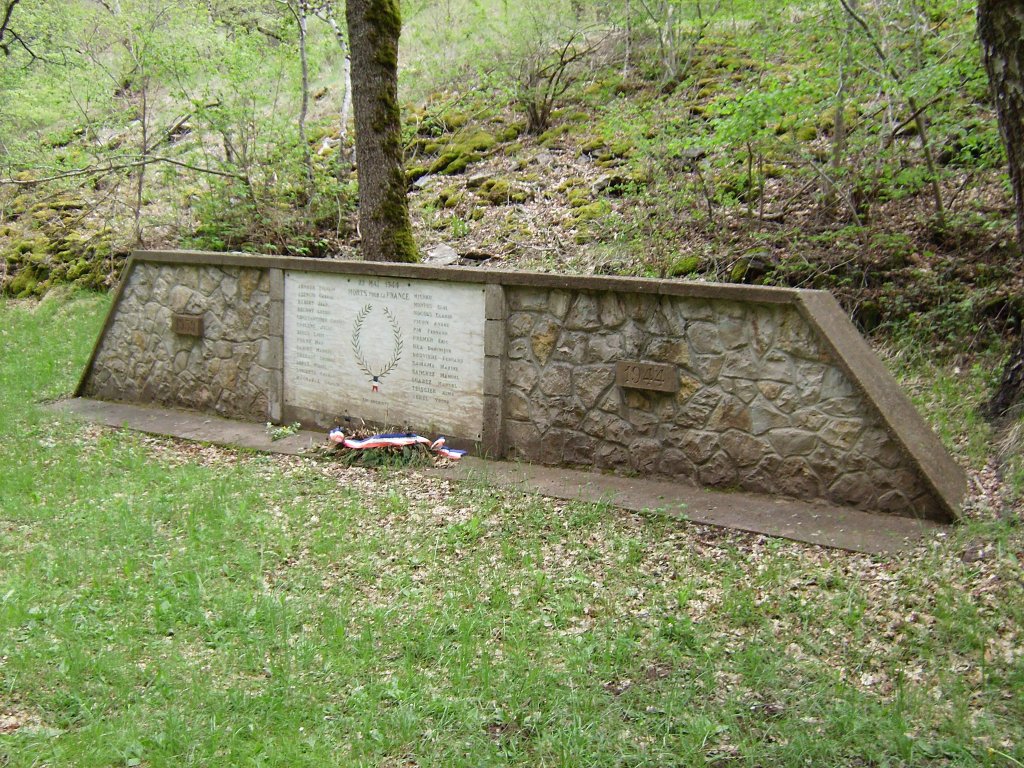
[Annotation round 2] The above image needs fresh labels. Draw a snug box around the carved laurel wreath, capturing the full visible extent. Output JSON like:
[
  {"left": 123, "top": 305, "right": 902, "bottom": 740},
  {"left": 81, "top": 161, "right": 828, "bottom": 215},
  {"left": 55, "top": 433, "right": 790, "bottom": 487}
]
[{"left": 351, "top": 303, "right": 403, "bottom": 383}]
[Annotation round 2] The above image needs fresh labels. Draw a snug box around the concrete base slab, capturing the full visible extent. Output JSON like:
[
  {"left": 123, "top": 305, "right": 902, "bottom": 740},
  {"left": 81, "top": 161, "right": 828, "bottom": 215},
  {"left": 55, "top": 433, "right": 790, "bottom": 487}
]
[
  {"left": 52, "top": 397, "right": 324, "bottom": 456},
  {"left": 51, "top": 398, "right": 946, "bottom": 554},
  {"left": 433, "top": 459, "right": 945, "bottom": 554}
]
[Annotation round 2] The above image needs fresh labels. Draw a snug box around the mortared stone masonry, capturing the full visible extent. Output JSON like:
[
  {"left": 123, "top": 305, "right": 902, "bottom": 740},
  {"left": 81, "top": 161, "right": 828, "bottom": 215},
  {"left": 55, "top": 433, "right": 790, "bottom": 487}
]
[{"left": 77, "top": 250, "right": 966, "bottom": 523}]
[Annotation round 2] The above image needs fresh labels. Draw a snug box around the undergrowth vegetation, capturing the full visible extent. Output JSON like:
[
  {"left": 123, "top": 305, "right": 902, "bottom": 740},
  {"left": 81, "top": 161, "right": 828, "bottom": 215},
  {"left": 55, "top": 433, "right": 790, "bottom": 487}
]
[
  {"left": 0, "top": 0, "right": 1020, "bottom": 359},
  {"left": 1, "top": 291, "right": 1022, "bottom": 767}
]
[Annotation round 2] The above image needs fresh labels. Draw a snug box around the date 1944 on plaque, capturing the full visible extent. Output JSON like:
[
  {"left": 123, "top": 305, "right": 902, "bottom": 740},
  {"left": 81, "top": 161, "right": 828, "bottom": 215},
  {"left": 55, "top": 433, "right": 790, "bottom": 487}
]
[{"left": 615, "top": 360, "right": 679, "bottom": 393}]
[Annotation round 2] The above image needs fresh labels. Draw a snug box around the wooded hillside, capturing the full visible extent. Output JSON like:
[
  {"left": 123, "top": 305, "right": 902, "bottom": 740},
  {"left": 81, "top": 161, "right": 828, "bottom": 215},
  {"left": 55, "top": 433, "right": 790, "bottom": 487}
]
[{"left": 0, "top": 0, "right": 1020, "bottom": 358}]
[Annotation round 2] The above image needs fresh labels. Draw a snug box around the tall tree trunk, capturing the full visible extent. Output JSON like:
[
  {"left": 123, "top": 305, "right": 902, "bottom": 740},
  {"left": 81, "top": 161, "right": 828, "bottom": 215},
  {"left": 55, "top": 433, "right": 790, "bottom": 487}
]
[
  {"left": 978, "top": 0, "right": 1024, "bottom": 248},
  {"left": 345, "top": 0, "right": 417, "bottom": 262},
  {"left": 322, "top": 11, "right": 353, "bottom": 138},
  {"left": 978, "top": 0, "right": 1024, "bottom": 419},
  {"left": 321, "top": 8, "right": 354, "bottom": 180}
]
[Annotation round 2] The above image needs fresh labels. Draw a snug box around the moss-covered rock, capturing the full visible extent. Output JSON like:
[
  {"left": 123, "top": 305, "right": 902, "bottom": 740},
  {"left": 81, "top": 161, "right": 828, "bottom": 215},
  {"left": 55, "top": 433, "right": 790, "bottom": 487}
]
[
  {"left": 439, "top": 111, "right": 469, "bottom": 132},
  {"left": 696, "top": 83, "right": 720, "bottom": 100},
  {"left": 406, "top": 164, "right": 432, "bottom": 185},
  {"left": 795, "top": 124, "right": 818, "bottom": 142},
  {"left": 571, "top": 200, "right": 611, "bottom": 223},
  {"left": 557, "top": 176, "right": 588, "bottom": 192},
  {"left": 478, "top": 179, "right": 530, "bottom": 205},
  {"left": 1, "top": 196, "right": 118, "bottom": 297},
  {"left": 496, "top": 123, "right": 524, "bottom": 142},
  {"left": 430, "top": 150, "right": 480, "bottom": 175},
  {"left": 729, "top": 249, "right": 774, "bottom": 283},
  {"left": 593, "top": 170, "right": 649, "bottom": 196},
  {"left": 8, "top": 265, "right": 41, "bottom": 297},
  {"left": 424, "top": 129, "right": 497, "bottom": 175},
  {"left": 816, "top": 105, "right": 859, "bottom": 134},
  {"left": 669, "top": 255, "right": 701, "bottom": 276},
  {"left": 459, "top": 130, "right": 497, "bottom": 153},
  {"left": 434, "top": 187, "right": 464, "bottom": 209},
  {"left": 567, "top": 188, "right": 591, "bottom": 208},
  {"left": 441, "top": 154, "right": 476, "bottom": 175},
  {"left": 583, "top": 139, "right": 633, "bottom": 165},
  {"left": 537, "top": 124, "right": 572, "bottom": 146},
  {"left": 35, "top": 195, "right": 84, "bottom": 212},
  {"left": 416, "top": 108, "right": 469, "bottom": 137}
]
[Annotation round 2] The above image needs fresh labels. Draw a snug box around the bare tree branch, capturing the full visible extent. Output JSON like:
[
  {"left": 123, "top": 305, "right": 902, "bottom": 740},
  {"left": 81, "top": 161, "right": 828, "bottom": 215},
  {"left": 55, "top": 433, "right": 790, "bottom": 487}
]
[
  {"left": 0, "top": 0, "right": 21, "bottom": 54},
  {"left": 1, "top": 0, "right": 67, "bottom": 65},
  {"left": 0, "top": 155, "right": 250, "bottom": 186}
]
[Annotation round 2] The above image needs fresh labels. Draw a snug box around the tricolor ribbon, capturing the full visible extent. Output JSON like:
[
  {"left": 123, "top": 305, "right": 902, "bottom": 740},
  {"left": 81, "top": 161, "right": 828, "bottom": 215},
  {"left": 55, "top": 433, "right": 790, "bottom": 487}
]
[{"left": 328, "top": 429, "right": 466, "bottom": 460}]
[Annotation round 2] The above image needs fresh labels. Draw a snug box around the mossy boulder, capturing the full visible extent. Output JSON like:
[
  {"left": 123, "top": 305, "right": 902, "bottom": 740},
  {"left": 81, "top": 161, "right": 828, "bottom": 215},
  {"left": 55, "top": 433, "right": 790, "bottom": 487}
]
[
  {"left": 571, "top": 200, "right": 611, "bottom": 223},
  {"left": 696, "top": 83, "right": 720, "bottom": 99},
  {"left": 35, "top": 195, "right": 84, "bottom": 212},
  {"left": 434, "top": 187, "right": 464, "bottom": 209},
  {"left": 496, "top": 123, "right": 525, "bottom": 142},
  {"left": 416, "top": 109, "right": 468, "bottom": 136},
  {"left": 816, "top": 105, "right": 859, "bottom": 134},
  {"left": 8, "top": 265, "right": 42, "bottom": 297},
  {"left": 406, "top": 164, "right": 432, "bottom": 185},
  {"left": 557, "top": 176, "right": 588, "bottom": 192},
  {"left": 562, "top": 110, "right": 591, "bottom": 124},
  {"left": 795, "top": 124, "right": 818, "bottom": 142},
  {"left": 430, "top": 151, "right": 478, "bottom": 175},
  {"left": 592, "top": 170, "right": 649, "bottom": 196},
  {"left": 538, "top": 124, "right": 572, "bottom": 146},
  {"left": 441, "top": 154, "right": 477, "bottom": 175},
  {"left": 1, "top": 200, "right": 118, "bottom": 297},
  {"left": 729, "top": 249, "right": 775, "bottom": 283},
  {"left": 478, "top": 179, "right": 530, "bottom": 205},
  {"left": 439, "top": 112, "right": 469, "bottom": 132},
  {"left": 459, "top": 130, "right": 497, "bottom": 153},
  {"left": 583, "top": 139, "right": 633, "bottom": 165},
  {"left": 669, "top": 255, "right": 702, "bottom": 277},
  {"left": 425, "top": 130, "right": 497, "bottom": 175},
  {"left": 567, "top": 189, "right": 592, "bottom": 208}
]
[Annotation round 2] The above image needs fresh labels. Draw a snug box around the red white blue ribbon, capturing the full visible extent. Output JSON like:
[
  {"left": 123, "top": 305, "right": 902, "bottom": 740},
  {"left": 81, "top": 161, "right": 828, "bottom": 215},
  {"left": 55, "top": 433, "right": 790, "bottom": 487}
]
[{"left": 328, "top": 429, "right": 466, "bottom": 460}]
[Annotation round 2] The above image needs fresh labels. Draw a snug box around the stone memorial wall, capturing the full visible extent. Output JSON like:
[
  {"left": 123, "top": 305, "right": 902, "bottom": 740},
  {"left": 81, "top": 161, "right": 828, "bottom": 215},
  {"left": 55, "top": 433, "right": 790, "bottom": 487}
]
[
  {"left": 82, "top": 262, "right": 276, "bottom": 420},
  {"left": 77, "top": 251, "right": 966, "bottom": 522},
  {"left": 501, "top": 288, "right": 934, "bottom": 517}
]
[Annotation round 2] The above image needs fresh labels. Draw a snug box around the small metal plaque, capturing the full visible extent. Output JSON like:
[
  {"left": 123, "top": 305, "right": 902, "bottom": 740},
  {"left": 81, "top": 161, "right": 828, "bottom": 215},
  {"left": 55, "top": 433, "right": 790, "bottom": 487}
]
[
  {"left": 171, "top": 313, "right": 204, "bottom": 337},
  {"left": 616, "top": 361, "right": 678, "bottom": 392}
]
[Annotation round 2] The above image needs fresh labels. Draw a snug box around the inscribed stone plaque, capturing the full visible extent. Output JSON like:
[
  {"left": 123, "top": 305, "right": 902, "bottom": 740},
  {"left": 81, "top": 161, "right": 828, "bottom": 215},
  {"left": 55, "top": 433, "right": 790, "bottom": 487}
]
[
  {"left": 171, "top": 313, "right": 203, "bottom": 337},
  {"left": 284, "top": 272, "right": 486, "bottom": 438},
  {"left": 615, "top": 361, "right": 678, "bottom": 392}
]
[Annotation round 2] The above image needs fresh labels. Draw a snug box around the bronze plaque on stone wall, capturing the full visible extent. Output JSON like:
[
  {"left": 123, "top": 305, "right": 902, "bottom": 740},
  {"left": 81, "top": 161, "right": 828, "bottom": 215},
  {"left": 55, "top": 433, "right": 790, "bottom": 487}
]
[
  {"left": 616, "top": 361, "right": 678, "bottom": 392},
  {"left": 171, "top": 313, "right": 204, "bottom": 337}
]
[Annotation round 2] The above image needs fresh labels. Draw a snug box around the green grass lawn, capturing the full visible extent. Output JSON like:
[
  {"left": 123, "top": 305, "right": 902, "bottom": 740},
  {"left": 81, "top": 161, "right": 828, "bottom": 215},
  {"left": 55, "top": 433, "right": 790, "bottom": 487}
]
[{"left": 1, "top": 293, "right": 1022, "bottom": 767}]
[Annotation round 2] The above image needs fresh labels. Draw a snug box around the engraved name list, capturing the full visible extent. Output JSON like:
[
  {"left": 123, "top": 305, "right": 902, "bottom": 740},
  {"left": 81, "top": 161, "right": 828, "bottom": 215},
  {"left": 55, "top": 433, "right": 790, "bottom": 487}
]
[{"left": 284, "top": 272, "right": 486, "bottom": 438}]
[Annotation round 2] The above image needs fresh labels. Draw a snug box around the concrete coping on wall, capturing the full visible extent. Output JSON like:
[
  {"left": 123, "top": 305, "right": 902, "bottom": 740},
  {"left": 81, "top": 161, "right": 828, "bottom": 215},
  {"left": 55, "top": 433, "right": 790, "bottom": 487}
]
[{"left": 77, "top": 250, "right": 967, "bottom": 521}]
